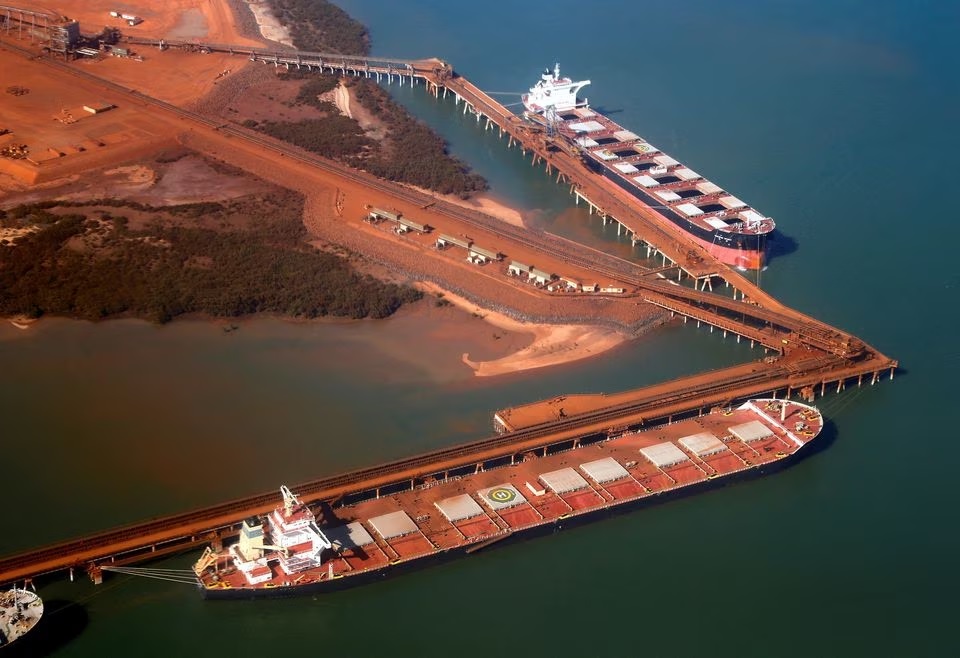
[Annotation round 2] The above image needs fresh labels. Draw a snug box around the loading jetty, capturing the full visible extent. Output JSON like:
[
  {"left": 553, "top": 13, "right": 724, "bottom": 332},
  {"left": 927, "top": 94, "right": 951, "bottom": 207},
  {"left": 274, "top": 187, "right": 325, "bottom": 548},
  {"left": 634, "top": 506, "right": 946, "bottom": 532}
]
[{"left": 0, "top": 35, "right": 897, "bottom": 589}]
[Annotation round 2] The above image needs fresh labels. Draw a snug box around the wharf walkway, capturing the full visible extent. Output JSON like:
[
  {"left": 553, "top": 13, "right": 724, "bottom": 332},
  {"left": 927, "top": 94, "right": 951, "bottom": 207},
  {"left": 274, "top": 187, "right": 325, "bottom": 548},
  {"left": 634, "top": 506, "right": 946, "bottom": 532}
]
[{"left": 122, "top": 36, "right": 448, "bottom": 83}]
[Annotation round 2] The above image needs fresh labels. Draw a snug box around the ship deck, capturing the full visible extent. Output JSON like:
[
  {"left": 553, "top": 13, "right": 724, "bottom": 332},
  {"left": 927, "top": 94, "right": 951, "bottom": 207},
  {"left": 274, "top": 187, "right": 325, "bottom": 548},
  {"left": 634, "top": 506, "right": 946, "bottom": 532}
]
[
  {"left": 199, "top": 400, "right": 821, "bottom": 592},
  {"left": 554, "top": 107, "right": 774, "bottom": 239},
  {"left": 0, "top": 589, "right": 43, "bottom": 646}
]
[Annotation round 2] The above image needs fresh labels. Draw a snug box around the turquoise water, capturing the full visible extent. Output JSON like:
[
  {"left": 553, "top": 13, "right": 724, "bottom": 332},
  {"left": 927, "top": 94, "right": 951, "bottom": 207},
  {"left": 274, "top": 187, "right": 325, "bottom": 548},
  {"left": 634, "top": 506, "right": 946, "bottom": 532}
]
[{"left": 2, "top": 0, "right": 958, "bottom": 655}]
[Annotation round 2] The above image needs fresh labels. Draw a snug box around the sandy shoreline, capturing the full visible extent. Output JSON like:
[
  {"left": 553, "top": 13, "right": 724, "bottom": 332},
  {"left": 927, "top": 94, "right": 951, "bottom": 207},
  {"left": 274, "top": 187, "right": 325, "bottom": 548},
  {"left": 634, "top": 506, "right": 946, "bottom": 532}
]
[
  {"left": 458, "top": 195, "right": 525, "bottom": 227},
  {"left": 325, "top": 79, "right": 525, "bottom": 228},
  {"left": 2, "top": 286, "right": 631, "bottom": 375},
  {"left": 417, "top": 282, "right": 629, "bottom": 377},
  {"left": 244, "top": 0, "right": 293, "bottom": 46}
]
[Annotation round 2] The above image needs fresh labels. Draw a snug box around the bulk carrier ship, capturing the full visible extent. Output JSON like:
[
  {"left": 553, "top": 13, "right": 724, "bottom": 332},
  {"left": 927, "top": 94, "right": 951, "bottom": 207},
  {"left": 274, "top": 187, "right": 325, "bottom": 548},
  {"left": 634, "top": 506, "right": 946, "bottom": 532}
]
[
  {"left": 522, "top": 64, "right": 775, "bottom": 270},
  {"left": 193, "top": 399, "right": 822, "bottom": 598}
]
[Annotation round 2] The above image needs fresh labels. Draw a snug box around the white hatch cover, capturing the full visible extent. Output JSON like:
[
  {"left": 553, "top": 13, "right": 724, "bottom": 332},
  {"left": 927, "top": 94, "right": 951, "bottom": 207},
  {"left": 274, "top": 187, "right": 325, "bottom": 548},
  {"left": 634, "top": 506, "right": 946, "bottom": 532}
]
[
  {"left": 576, "top": 137, "right": 599, "bottom": 148},
  {"left": 674, "top": 168, "right": 700, "bottom": 181},
  {"left": 729, "top": 420, "right": 774, "bottom": 443},
  {"left": 653, "top": 155, "right": 680, "bottom": 167},
  {"left": 640, "top": 442, "right": 690, "bottom": 468},
  {"left": 478, "top": 483, "right": 527, "bottom": 510},
  {"left": 568, "top": 120, "right": 605, "bottom": 133},
  {"left": 325, "top": 522, "right": 375, "bottom": 551},
  {"left": 705, "top": 217, "right": 730, "bottom": 230},
  {"left": 740, "top": 209, "right": 766, "bottom": 224},
  {"left": 719, "top": 195, "right": 747, "bottom": 209},
  {"left": 613, "top": 129, "right": 639, "bottom": 141},
  {"left": 696, "top": 181, "right": 723, "bottom": 195},
  {"left": 633, "top": 142, "right": 658, "bottom": 154},
  {"left": 368, "top": 511, "right": 419, "bottom": 539},
  {"left": 677, "top": 202, "right": 704, "bottom": 217},
  {"left": 613, "top": 162, "right": 639, "bottom": 174},
  {"left": 435, "top": 494, "right": 484, "bottom": 523},
  {"left": 538, "top": 467, "right": 589, "bottom": 494},
  {"left": 633, "top": 175, "right": 660, "bottom": 188},
  {"left": 580, "top": 457, "right": 630, "bottom": 483},
  {"left": 654, "top": 190, "right": 681, "bottom": 202},
  {"left": 596, "top": 150, "right": 618, "bottom": 161},
  {"left": 678, "top": 432, "right": 727, "bottom": 457}
]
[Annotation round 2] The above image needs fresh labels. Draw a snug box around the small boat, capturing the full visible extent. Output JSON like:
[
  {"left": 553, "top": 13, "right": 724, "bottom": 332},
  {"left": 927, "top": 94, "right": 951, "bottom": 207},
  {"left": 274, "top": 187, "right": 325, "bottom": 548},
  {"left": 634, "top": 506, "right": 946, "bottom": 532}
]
[{"left": 0, "top": 587, "right": 43, "bottom": 648}]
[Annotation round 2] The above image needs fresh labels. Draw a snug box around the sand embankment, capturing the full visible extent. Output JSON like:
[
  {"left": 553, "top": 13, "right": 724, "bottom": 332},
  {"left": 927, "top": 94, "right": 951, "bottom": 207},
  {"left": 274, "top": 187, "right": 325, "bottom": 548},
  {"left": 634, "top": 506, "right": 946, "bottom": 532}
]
[
  {"left": 333, "top": 84, "right": 353, "bottom": 119},
  {"left": 244, "top": 0, "right": 293, "bottom": 46},
  {"left": 417, "top": 283, "right": 629, "bottom": 377}
]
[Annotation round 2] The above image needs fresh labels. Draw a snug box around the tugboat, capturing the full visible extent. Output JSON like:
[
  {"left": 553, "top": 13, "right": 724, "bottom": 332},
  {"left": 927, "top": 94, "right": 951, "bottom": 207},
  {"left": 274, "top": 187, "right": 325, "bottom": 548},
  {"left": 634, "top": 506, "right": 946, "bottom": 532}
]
[{"left": 0, "top": 587, "right": 43, "bottom": 648}]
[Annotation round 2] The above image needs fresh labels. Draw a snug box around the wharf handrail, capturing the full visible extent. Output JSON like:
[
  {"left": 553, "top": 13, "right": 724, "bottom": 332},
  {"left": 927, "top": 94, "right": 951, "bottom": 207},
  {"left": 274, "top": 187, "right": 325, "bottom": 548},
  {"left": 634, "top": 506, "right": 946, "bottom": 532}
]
[
  {"left": 121, "top": 37, "right": 429, "bottom": 70},
  {"left": 643, "top": 295, "right": 784, "bottom": 349}
]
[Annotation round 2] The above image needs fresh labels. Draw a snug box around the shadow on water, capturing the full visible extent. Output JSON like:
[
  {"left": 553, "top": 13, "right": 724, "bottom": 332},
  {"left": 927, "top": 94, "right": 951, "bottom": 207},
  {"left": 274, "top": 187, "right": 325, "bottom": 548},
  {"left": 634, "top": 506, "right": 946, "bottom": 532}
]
[
  {"left": 591, "top": 106, "right": 623, "bottom": 116},
  {"left": 797, "top": 417, "right": 838, "bottom": 463},
  {"left": 3, "top": 599, "right": 88, "bottom": 657},
  {"left": 767, "top": 230, "right": 799, "bottom": 262}
]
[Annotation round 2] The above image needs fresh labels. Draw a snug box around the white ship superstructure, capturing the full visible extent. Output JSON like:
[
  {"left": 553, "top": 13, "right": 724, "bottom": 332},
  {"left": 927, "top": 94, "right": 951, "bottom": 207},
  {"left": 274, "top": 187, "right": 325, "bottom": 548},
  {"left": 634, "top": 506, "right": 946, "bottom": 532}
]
[
  {"left": 522, "top": 63, "right": 591, "bottom": 114},
  {"left": 198, "top": 486, "right": 333, "bottom": 587}
]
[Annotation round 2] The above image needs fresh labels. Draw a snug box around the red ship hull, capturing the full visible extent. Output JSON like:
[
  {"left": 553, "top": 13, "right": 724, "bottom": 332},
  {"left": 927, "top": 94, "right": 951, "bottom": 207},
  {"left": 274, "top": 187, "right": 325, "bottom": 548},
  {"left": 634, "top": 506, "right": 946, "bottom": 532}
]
[
  {"left": 690, "top": 232, "right": 766, "bottom": 270},
  {"left": 196, "top": 400, "right": 822, "bottom": 598}
]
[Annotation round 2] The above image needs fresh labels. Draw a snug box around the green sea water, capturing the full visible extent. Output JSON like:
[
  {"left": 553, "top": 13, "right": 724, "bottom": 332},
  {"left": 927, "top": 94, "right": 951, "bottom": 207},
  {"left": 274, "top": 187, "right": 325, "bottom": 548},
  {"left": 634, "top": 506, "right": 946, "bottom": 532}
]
[{"left": 2, "top": 0, "right": 958, "bottom": 655}]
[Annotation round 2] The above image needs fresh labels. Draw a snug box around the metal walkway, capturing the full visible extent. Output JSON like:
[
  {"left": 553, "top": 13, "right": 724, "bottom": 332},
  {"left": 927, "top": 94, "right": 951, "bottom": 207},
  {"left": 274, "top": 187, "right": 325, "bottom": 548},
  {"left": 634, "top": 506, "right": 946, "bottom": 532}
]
[{"left": 123, "top": 36, "right": 448, "bottom": 82}]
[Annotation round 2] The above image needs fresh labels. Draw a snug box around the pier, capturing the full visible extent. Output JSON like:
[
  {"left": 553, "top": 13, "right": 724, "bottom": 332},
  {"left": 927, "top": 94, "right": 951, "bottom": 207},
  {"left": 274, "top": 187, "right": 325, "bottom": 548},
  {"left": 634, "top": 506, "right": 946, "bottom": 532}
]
[
  {"left": 0, "top": 345, "right": 892, "bottom": 588},
  {"left": 122, "top": 36, "right": 449, "bottom": 86},
  {"left": 0, "top": 39, "right": 897, "bottom": 589}
]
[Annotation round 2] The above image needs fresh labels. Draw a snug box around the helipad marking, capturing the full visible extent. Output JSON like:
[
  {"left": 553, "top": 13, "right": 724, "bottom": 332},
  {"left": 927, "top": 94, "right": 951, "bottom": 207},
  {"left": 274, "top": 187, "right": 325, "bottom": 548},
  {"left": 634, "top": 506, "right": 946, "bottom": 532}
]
[{"left": 487, "top": 487, "right": 516, "bottom": 504}]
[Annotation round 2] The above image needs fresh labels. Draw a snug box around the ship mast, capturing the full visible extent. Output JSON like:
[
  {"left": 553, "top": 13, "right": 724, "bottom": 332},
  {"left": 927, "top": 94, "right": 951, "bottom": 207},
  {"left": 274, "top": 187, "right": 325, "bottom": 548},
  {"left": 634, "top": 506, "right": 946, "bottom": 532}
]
[{"left": 281, "top": 485, "right": 299, "bottom": 517}]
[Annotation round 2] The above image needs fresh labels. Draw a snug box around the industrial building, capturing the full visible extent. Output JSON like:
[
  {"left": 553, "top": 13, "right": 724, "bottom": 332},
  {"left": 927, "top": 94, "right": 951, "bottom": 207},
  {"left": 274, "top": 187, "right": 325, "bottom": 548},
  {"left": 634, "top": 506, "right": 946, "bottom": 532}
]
[{"left": 0, "top": 4, "right": 79, "bottom": 58}]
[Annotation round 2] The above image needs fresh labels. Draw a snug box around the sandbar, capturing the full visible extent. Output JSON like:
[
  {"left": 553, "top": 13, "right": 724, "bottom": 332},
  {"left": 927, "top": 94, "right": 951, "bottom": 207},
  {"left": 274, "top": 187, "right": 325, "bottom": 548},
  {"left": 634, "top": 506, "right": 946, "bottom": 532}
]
[{"left": 417, "top": 283, "right": 629, "bottom": 377}]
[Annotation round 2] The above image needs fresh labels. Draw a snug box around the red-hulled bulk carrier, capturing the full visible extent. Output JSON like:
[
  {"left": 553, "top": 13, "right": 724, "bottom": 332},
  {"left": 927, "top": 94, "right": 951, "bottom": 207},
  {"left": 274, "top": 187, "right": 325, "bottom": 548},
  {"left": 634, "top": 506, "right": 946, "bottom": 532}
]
[
  {"left": 193, "top": 399, "right": 822, "bottom": 598},
  {"left": 522, "top": 64, "right": 775, "bottom": 270}
]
